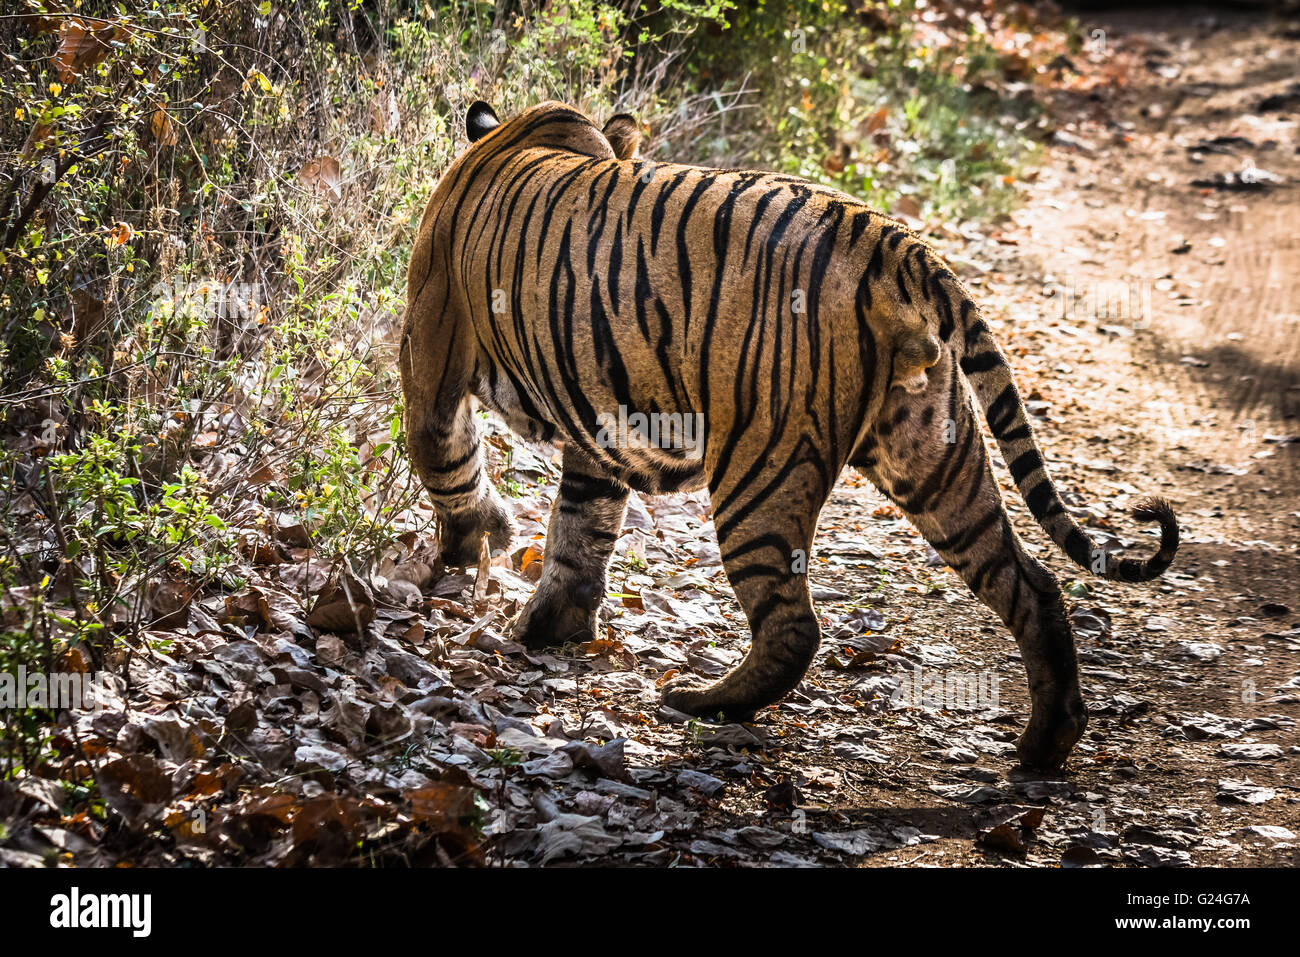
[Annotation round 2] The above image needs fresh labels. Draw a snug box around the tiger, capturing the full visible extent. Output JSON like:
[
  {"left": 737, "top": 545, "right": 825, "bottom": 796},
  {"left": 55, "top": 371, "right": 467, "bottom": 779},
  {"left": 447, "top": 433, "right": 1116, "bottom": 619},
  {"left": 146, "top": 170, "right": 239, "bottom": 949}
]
[{"left": 398, "top": 99, "right": 1179, "bottom": 771}]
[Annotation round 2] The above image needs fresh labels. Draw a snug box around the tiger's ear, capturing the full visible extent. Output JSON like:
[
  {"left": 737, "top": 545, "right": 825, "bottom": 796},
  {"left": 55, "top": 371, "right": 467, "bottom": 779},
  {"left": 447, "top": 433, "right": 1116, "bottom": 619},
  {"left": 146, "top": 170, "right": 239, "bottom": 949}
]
[
  {"left": 602, "top": 113, "right": 641, "bottom": 160},
  {"left": 466, "top": 101, "right": 500, "bottom": 143}
]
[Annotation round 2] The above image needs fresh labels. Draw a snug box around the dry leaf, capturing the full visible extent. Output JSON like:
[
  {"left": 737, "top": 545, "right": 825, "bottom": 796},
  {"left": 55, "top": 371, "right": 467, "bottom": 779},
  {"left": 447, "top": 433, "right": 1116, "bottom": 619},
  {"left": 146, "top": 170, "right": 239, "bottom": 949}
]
[
  {"left": 149, "top": 578, "right": 194, "bottom": 628},
  {"left": 53, "top": 19, "right": 127, "bottom": 83},
  {"left": 106, "top": 222, "right": 132, "bottom": 247},
  {"left": 892, "top": 196, "right": 922, "bottom": 219},
  {"left": 472, "top": 532, "right": 491, "bottom": 602},
  {"left": 150, "top": 106, "right": 177, "bottom": 146},
  {"left": 244, "top": 461, "right": 284, "bottom": 486},
  {"left": 405, "top": 782, "right": 479, "bottom": 832},
  {"left": 516, "top": 543, "right": 544, "bottom": 581},
  {"left": 224, "top": 588, "right": 275, "bottom": 631},
  {"left": 20, "top": 120, "right": 54, "bottom": 157},
  {"left": 98, "top": 754, "right": 173, "bottom": 820},
  {"left": 68, "top": 287, "right": 105, "bottom": 342},
  {"left": 299, "top": 156, "right": 342, "bottom": 200},
  {"left": 306, "top": 570, "right": 375, "bottom": 633}
]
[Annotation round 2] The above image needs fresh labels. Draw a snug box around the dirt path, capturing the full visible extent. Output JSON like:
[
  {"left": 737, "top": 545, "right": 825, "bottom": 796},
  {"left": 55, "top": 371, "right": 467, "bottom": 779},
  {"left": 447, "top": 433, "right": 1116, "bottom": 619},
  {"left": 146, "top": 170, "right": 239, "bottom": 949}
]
[{"left": 763, "top": 8, "right": 1300, "bottom": 867}]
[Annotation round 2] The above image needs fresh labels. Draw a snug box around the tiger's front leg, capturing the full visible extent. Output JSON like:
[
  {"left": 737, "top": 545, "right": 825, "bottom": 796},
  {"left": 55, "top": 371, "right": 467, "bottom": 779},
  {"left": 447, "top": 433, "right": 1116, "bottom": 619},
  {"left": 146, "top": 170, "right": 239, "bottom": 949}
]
[
  {"left": 399, "top": 239, "right": 512, "bottom": 568},
  {"left": 511, "top": 449, "right": 629, "bottom": 649}
]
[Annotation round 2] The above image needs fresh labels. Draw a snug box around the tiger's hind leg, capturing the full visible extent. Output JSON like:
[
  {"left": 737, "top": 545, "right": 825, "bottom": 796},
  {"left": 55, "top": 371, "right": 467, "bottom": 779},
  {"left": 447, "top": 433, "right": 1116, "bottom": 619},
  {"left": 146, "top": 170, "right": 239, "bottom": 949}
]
[
  {"left": 406, "top": 393, "right": 512, "bottom": 567},
  {"left": 400, "top": 277, "right": 511, "bottom": 567},
  {"left": 661, "top": 457, "right": 828, "bottom": 722},
  {"left": 511, "top": 448, "right": 629, "bottom": 649},
  {"left": 855, "top": 352, "right": 1086, "bottom": 771}
]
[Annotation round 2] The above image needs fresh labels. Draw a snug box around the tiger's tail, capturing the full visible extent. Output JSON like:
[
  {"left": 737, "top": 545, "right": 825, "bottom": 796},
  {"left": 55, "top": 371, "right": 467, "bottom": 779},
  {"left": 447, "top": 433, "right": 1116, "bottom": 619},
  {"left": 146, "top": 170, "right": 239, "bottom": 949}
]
[{"left": 935, "top": 267, "right": 1178, "bottom": 583}]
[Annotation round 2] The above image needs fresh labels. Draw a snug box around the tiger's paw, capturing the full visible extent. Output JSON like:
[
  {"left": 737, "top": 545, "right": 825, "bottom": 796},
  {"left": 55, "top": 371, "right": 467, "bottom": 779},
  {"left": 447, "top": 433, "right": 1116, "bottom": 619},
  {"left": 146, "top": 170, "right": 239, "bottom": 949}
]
[
  {"left": 509, "top": 595, "right": 596, "bottom": 650},
  {"left": 437, "top": 499, "right": 513, "bottom": 568},
  {"left": 660, "top": 675, "right": 757, "bottom": 723},
  {"left": 1015, "top": 700, "right": 1088, "bottom": 773}
]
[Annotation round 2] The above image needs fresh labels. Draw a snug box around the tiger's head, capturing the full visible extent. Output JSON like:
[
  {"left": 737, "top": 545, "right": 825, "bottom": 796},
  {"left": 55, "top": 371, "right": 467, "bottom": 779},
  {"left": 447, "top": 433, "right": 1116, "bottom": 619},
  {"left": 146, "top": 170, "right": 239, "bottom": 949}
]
[{"left": 464, "top": 100, "right": 642, "bottom": 161}]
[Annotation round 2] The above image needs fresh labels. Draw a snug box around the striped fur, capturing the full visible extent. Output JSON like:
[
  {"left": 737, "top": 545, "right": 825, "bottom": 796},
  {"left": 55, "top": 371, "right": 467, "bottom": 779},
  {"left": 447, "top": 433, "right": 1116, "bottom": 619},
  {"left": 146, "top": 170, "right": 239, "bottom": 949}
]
[{"left": 399, "top": 101, "right": 1180, "bottom": 770}]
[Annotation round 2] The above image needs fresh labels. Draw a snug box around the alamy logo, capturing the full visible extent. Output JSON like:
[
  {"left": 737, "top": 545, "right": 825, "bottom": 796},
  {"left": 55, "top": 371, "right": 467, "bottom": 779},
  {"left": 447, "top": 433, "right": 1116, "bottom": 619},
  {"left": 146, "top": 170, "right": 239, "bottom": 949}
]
[
  {"left": 889, "top": 665, "right": 1000, "bottom": 711},
  {"left": 595, "top": 405, "right": 704, "bottom": 460},
  {"left": 1043, "top": 278, "right": 1151, "bottom": 327},
  {"left": 49, "top": 887, "right": 152, "bottom": 937},
  {"left": 0, "top": 668, "right": 113, "bottom": 711},
  {"left": 150, "top": 279, "right": 264, "bottom": 322}
]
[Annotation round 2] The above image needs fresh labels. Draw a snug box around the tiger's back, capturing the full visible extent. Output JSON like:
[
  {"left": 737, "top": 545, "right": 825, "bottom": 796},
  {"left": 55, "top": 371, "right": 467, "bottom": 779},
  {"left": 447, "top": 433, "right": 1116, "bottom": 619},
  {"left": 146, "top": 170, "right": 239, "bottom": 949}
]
[
  {"left": 400, "top": 100, "right": 1179, "bottom": 773},
  {"left": 409, "top": 111, "right": 926, "bottom": 495}
]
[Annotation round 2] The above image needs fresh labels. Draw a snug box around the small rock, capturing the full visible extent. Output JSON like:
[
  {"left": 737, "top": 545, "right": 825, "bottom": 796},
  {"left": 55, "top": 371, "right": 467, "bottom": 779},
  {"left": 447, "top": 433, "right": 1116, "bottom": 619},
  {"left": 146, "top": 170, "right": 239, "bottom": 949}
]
[
  {"left": 1235, "top": 825, "right": 1295, "bottom": 842},
  {"left": 1175, "top": 641, "right": 1223, "bottom": 662},
  {"left": 1217, "top": 742, "right": 1284, "bottom": 761},
  {"left": 1216, "top": 779, "right": 1276, "bottom": 805}
]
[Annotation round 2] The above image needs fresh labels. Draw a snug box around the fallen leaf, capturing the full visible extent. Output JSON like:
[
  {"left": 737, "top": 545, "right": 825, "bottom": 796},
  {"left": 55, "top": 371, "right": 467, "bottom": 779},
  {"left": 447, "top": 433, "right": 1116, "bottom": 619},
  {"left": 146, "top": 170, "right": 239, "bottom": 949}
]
[{"left": 299, "top": 155, "right": 342, "bottom": 200}]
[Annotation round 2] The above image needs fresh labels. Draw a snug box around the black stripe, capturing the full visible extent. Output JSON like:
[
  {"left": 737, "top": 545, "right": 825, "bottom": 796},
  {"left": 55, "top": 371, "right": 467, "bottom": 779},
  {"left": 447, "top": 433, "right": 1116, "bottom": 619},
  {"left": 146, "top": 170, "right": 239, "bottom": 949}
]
[
  {"left": 1024, "top": 479, "right": 1062, "bottom": 521},
  {"left": 1008, "top": 449, "right": 1044, "bottom": 485},
  {"left": 985, "top": 384, "right": 1021, "bottom": 438},
  {"left": 1063, "top": 527, "right": 1094, "bottom": 568},
  {"left": 559, "top": 472, "right": 628, "bottom": 504},
  {"left": 747, "top": 592, "right": 798, "bottom": 634},
  {"left": 432, "top": 443, "right": 480, "bottom": 474},
  {"left": 722, "top": 533, "right": 796, "bottom": 564},
  {"left": 930, "top": 505, "right": 1002, "bottom": 554},
  {"left": 425, "top": 473, "right": 480, "bottom": 497},
  {"left": 728, "top": 564, "right": 788, "bottom": 587},
  {"left": 959, "top": 351, "right": 1002, "bottom": 375}
]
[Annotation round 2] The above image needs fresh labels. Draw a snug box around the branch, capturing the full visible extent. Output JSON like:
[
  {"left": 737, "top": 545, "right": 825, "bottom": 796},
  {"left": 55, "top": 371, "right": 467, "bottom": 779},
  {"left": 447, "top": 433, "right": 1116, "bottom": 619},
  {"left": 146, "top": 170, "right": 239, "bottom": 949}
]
[{"left": 1, "top": 114, "right": 111, "bottom": 252}]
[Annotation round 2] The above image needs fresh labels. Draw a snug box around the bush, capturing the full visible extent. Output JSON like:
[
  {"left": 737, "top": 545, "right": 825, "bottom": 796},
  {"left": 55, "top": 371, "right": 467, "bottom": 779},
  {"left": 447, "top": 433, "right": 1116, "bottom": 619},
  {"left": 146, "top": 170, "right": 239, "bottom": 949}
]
[
  {"left": 664, "top": 0, "right": 1047, "bottom": 221},
  {"left": 0, "top": 0, "right": 1063, "bottom": 777}
]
